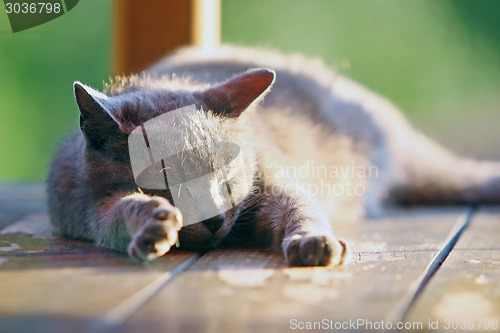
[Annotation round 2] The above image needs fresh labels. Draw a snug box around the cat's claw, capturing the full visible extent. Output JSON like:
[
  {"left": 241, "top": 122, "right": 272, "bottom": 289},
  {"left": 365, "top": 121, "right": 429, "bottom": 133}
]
[
  {"left": 128, "top": 198, "right": 183, "bottom": 263},
  {"left": 284, "top": 234, "right": 351, "bottom": 267}
]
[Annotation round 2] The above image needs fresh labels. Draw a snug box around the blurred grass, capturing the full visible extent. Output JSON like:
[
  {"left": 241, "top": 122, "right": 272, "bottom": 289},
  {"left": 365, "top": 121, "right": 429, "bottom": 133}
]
[
  {"left": 222, "top": 0, "right": 500, "bottom": 159},
  {"left": 0, "top": 0, "right": 111, "bottom": 181},
  {"left": 0, "top": 0, "right": 499, "bottom": 181}
]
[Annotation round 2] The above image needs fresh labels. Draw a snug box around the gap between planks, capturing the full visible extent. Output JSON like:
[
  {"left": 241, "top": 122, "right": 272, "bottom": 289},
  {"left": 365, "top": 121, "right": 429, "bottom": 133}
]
[
  {"left": 75, "top": 207, "right": 474, "bottom": 332},
  {"left": 384, "top": 205, "right": 477, "bottom": 327},
  {"left": 93, "top": 253, "right": 202, "bottom": 329}
]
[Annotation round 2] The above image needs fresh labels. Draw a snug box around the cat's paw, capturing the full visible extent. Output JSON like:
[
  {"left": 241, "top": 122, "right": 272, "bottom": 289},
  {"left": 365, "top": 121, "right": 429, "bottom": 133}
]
[
  {"left": 128, "top": 197, "right": 183, "bottom": 262},
  {"left": 283, "top": 234, "right": 351, "bottom": 267}
]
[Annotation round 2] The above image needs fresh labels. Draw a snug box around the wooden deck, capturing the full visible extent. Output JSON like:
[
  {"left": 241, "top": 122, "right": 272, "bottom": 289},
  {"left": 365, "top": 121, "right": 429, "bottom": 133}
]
[{"left": 0, "top": 184, "right": 498, "bottom": 333}]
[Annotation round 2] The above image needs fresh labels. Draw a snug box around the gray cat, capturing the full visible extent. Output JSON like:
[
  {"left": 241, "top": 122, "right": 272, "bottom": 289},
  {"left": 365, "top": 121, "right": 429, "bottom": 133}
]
[{"left": 47, "top": 45, "right": 500, "bottom": 266}]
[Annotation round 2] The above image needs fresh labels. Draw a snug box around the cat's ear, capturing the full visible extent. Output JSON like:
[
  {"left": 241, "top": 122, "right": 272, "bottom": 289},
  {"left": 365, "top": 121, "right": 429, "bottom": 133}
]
[
  {"left": 196, "top": 68, "right": 275, "bottom": 117},
  {"left": 74, "top": 82, "right": 121, "bottom": 149}
]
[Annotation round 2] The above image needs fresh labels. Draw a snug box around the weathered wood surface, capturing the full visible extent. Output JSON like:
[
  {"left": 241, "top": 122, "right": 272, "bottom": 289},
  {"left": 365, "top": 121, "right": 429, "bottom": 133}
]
[
  {"left": 0, "top": 185, "right": 198, "bottom": 333},
  {"left": 0, "top": 184, "right": 498, "bottom": 333},
  {"left": 124, "top": 209, "right": 466, "bottom": 333},
  {"left": 406, "top": 207, "right": 500, "bottom": 332}
]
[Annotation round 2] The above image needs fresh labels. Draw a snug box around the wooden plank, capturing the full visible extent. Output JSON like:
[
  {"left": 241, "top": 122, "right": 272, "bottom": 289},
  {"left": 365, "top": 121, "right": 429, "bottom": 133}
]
[
  {"left": 0, "top": 213, "right": 108, "bottom": 256},
  {"left": 406, "top": 207, "right": 500, "bottom": 332},
  {"left": 0, "top": 206, "right": 199, "bottom": 333},
  {"left": 113, "top": 0, "right": 193, "bottom": 75},
  {"left": 0, "top": 252, "right": 198, "bottom": 333},
  {"left": 0, "top": 183, "right": 46, "bottom": 229},
  {"left": 124, "top": 208, "right": 467, "bottom": 333},
  {"left": 0, "top": 183, "right": 45, "bottom": 200}
]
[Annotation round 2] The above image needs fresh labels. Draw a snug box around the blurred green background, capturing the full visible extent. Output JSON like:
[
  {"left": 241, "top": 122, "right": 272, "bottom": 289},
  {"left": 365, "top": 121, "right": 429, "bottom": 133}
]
[{"left": 1, "top": 0, "right": 499, "bottom": 181}]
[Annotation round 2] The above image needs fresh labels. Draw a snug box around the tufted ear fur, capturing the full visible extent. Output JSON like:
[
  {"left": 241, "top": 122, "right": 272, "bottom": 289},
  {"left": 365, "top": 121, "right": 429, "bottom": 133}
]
[
  {"left": 74, "top": 82, "right": 121, "bottom": 149},
  {"left": 195, "top": 68, "right": 275, "bottom": 117}
]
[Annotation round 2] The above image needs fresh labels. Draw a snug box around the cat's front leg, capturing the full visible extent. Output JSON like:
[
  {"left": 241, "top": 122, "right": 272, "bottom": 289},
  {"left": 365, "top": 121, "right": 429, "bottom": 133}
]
[
  {"left": 255, "top": 189, "right": 351, "bottom": 266},
  {"left": 94, "top": 193, "right": 182, "bottom": 262}
]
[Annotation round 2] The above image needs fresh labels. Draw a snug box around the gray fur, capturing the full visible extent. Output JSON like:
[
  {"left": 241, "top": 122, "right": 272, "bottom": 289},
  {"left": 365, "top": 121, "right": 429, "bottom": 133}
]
[{"left": 48, "top": 45, "right": 500, "bottom": 266}]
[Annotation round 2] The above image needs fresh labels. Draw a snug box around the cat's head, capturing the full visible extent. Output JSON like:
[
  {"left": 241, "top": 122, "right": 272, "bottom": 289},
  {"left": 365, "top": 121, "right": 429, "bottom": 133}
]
[{"left": 74, "top": 68, "right": 275, "bottom": 249}]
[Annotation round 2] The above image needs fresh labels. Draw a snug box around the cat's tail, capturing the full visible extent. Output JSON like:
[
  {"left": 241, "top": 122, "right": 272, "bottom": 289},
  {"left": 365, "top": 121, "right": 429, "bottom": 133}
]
[{"left": 390, "top": 130, "right": 500, "bottom": 205}]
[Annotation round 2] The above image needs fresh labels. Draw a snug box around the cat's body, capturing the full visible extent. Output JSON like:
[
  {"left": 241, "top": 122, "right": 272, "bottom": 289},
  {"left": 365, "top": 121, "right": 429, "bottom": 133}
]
[{"left": 48, "top": 45, "right": 500, "bottom": 266}]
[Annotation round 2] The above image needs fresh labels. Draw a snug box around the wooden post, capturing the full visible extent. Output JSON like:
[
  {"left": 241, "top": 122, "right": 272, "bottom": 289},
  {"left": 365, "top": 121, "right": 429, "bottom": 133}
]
[
  {"left": 113, "top": 0, "right": 221, "bottom": 76},
  {"left": 192, "top": 0, "right": 221, "bottom": 53}
]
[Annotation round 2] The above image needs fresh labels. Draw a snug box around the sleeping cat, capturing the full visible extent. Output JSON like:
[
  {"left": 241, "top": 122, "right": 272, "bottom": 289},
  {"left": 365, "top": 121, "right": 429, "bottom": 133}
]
[{"left": 47, "top": 45, "right": 500, "bottom": 266}]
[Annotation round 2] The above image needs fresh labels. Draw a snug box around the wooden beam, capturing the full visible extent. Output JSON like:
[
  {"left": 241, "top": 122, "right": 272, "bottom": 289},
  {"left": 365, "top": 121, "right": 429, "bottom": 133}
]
[
  {"left": 113, "top": 0, "right": 191, "bottom": 75},
  {"left": 192, "top": 0, "right": 221, "bottom": 52},
  {"left": 113, "top": 0, "right": 221, "bottom": 76}
]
